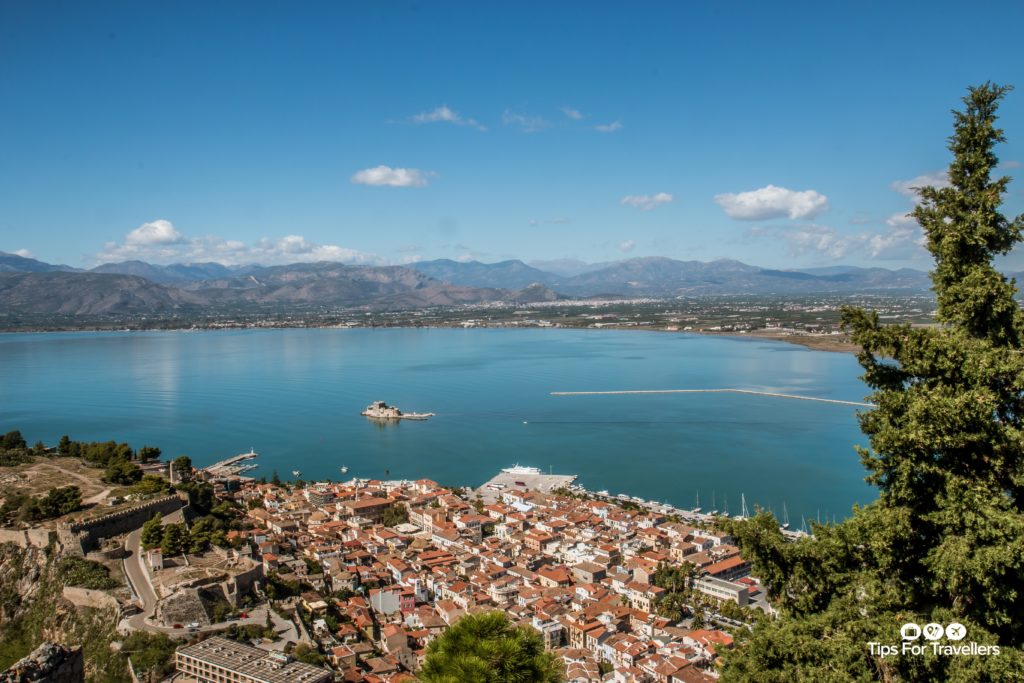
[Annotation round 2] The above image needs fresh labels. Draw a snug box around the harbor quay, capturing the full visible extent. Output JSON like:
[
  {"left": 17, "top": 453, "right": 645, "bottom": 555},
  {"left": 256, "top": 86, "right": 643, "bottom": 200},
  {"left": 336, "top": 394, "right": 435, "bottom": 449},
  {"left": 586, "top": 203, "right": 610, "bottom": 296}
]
[{"left": 474, "top": 466, "right": 577, "bottom": 504}]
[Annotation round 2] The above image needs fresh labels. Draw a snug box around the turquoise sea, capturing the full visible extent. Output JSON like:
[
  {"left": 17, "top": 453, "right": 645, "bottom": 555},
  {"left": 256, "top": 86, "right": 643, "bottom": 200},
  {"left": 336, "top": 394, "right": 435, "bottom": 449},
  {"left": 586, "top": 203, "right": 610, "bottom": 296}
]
[{"left": 0, "top": 328, "right": 874, "bottom": 524}]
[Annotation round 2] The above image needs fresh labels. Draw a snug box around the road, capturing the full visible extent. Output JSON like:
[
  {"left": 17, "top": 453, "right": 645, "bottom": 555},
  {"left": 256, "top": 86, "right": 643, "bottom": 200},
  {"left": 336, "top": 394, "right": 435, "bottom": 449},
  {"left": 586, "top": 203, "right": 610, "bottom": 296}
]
[{"left": 122, "top": 508, "right": 182, "bottom": 632}]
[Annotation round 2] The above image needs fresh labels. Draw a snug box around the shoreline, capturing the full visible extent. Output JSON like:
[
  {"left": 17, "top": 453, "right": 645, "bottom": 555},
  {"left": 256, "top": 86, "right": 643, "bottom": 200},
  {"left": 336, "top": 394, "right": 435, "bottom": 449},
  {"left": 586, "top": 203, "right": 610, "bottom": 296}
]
[
  {"left": 700, "top": 329, "right": 860, "bottom": 354},
  {"left": 0, "top": 323, "right": 862, "bottom": 354}
]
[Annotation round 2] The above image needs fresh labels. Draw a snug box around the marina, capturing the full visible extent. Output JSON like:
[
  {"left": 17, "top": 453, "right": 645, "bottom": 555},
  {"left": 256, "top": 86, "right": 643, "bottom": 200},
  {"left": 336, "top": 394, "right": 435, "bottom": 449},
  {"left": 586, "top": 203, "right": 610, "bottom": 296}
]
[
  {"left": 201, "top": 448, "right": 259, "bottom": 478},
  {"left": 475, "top": 468, "right": 809, "bottom": 540}
]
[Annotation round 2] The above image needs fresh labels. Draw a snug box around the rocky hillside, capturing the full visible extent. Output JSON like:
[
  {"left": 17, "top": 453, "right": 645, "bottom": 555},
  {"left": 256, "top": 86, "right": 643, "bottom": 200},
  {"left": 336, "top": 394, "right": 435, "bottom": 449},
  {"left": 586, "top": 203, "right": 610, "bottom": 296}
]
[{"left": 0, "top": 543, "right": 129, "bottom": 681}]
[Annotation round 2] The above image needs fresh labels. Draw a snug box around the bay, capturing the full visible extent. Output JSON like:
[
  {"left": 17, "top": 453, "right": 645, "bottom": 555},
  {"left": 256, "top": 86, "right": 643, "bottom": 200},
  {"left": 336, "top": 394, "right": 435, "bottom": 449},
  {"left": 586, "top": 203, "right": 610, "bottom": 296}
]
[{"left": 0, "top": 328, "right": 874, "bottom": 524}]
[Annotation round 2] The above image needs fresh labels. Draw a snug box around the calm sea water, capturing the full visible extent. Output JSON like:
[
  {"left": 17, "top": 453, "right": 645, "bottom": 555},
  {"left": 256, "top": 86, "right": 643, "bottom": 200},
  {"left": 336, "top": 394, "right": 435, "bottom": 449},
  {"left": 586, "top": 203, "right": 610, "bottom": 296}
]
[{"left": 0, "top": 328, "right": 875, "bottom": 524}]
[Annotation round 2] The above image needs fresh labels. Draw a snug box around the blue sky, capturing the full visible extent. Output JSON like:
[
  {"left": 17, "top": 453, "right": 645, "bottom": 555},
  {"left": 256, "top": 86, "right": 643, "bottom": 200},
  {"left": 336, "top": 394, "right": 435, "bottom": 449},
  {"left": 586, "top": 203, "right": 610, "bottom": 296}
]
[{"left": 1, "top": 1, "right": 1023, "bottom": 271}]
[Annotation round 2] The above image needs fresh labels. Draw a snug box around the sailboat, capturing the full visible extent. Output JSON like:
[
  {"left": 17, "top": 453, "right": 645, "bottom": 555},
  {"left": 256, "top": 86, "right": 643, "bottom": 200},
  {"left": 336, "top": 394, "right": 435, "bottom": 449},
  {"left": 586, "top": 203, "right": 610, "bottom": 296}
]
[
  {"left": 692, "top": 491, "right": 702, "bottom": 514},
  {"left": 733, "top": 493, "right": 748, "bottom": 520},
  {"left": 340, "top": 465, "right": 349, "bottom": 474},
  {"left": 781, "top": 502, "right": 790, "bottom": 530}
]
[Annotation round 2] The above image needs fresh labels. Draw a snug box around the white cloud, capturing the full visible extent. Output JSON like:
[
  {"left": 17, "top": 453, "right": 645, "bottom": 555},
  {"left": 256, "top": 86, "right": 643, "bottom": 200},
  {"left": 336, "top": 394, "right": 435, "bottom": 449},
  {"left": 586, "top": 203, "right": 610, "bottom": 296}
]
[
  {"left": 351, "top": 165, "right": 431, "bottom": 188},
  {"left": 125, "top": 219, "right": 186, "bottom": 246},
  {"left": 14, "top": 248, "right": 32, "bottom": 258},
  {"left": 619, "top": 239, "right": 636, "bottom": 252},
  {"left": 595, "top": 121, "right": 623, "bottom": 133},
  {"left": 561, "top": 106, "right": 584, "bottom": 120},
  {"left": 502, "top": 110, "right": 549, "bottom": 133},
  {"left": 714, "top": 185, "right": 829, "bottom": 221},
  {"left": 621, "top": 192, "right": 673, "bottom": 211},
  {"left": 95, "top": 222, "right": 381, "bottom": 267},
  {"left": 411, "top": 105, "right": 485, "bottom": 131},
  {"left": 751, "top": 216, "right": 926, "bottom": 261},
  {"left": 890, "top": 171, "right": 950, "bottom": 201}
]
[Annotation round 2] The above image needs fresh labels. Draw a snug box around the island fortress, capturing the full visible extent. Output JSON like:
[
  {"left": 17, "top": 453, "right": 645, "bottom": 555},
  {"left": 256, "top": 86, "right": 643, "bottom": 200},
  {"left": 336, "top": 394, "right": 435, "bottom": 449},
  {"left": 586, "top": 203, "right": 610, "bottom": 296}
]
[{"left": 361, "top": 400, "right": 435, "bottom": 420}]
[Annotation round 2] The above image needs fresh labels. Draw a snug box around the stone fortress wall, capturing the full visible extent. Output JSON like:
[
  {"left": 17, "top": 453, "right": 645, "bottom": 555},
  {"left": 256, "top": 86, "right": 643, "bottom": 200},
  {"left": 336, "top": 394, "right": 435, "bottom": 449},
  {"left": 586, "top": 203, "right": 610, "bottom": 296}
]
[
  {"left": 58, "top": 493, "right": 185, "bottom": 553},
  {"left": 0, "top": 528, "right": 54, "bottom": 549}
]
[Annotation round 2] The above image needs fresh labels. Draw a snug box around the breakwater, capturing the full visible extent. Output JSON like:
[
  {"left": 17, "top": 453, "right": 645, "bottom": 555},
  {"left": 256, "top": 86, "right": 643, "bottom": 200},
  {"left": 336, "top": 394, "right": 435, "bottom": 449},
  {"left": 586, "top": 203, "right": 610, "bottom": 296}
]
[{"left": 551, "top": 388, "right": 874, "bottom": 408}]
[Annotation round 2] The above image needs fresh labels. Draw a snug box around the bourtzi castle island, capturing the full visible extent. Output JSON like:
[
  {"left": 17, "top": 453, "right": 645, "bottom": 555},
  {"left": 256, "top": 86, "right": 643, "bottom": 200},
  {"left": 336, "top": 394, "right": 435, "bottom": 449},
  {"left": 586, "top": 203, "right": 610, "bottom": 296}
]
[{"left": 0, "top": 433, "right": 762, "bottom": 682}]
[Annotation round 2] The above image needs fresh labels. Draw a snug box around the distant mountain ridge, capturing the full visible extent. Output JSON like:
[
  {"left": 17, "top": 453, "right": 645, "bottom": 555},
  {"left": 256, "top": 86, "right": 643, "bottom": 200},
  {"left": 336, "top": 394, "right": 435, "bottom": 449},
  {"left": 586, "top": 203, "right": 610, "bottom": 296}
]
[
  {"left": 408, "top": 256, "right": 933, "bottom": 295},
  {"left": 90, "top": 260, "right": 240, "bottom": 284},
  {"left": 0, "top": 252, "right": 942, "bottom": 320},
  {"left": 0, "top": 251, "right": 79, "bottom": 273}
]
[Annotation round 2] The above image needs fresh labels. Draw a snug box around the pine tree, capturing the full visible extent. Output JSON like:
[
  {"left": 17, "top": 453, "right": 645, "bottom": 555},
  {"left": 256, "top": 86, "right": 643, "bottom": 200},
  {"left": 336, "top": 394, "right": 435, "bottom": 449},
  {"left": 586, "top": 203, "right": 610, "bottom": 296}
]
[
  {"left": 140, "top": 513, "right": 164, "bottom": 550},
  {"left": 418, "top": 611, "right": 564, "bottom": 683},
  {"left": 723, "top": 84, "right": 1024, "bottom": 681}
]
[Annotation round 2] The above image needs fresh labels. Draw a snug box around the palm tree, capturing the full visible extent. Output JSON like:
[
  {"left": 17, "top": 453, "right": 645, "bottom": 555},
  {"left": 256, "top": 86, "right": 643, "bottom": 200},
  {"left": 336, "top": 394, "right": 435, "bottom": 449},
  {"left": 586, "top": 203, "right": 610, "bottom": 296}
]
[{"left": 418, "top": 611, "right": 564, "bottom": 683}]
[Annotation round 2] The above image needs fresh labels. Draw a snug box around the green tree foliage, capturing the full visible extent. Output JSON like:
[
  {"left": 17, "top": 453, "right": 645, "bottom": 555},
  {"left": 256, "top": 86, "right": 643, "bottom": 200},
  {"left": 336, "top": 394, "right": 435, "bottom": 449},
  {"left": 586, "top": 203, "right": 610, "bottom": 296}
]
[
  {"left": 264, "top": 572, "right": 301, "bottom": 600},
  {"left": 131, "top": 474, "right": 172, "bottom": 496},
  {"left": 121, "top": 631, "right": 178, "bottom": 679},
  {"left": 382, "top": 504, "right": 409, "bottom": 527},
  {"left": 188, "top": 517, "right": 214, "bottom": 554},
  {"left": 0, "top": 486, "right": 82, "bottom": 524},
  {"left": 291, "top": 642, "right": 326, "bottom": 666},
  {"left": 652, "top": 563, "right": 694, "bottom": 622},
  {"left": 1, "top": 430, "right": 27, "bottom": 450},
  {"left": 36, "top": 485, "right": 82, "bottom": 518},
  {"left": 172, "top": 455, "right": 192, "bottom": 480},
  {"left": 176, "top": 481, "right": 215, "bottom": 514},
  {"left": 137, "top": 445, "right": 162, "bottom": 462},
  {"left": 723, "top": 84, "right": 1024, "bottom": 681},
  {"left": 160, "top": 523, "right": 189, "bottom": 556},
  {"left": 58, "top": 556, "right": 118, "bottom": 590},
  {"left": 0, "top": 429, "right": 32, "bottom": 466},
  {"left": 140, "top": 514, "right": 164, "bottom": 550},
  {"left": 104, "top": 457, "right": 142, "bottom": 485},
  {"left": 418, "top": 611, "right": 564, "bottom": 683}
]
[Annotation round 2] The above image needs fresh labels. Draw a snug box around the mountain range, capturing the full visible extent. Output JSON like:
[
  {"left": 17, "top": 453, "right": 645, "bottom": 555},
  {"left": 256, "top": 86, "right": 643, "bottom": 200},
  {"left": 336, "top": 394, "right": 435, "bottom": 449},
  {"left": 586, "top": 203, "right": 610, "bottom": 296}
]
[
  {"left": 0, "top": 251, "right": 938, "bottom": 319},
  {"left": 409, "top": 256, "right": 932, "bottom": 296}
]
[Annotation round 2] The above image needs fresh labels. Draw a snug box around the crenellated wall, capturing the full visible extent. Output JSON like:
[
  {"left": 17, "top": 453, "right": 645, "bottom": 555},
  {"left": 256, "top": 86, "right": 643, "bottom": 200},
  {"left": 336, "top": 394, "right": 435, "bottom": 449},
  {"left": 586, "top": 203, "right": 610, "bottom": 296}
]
[{"left": 59, "top": 494, "right": 185, "bottom": 553}]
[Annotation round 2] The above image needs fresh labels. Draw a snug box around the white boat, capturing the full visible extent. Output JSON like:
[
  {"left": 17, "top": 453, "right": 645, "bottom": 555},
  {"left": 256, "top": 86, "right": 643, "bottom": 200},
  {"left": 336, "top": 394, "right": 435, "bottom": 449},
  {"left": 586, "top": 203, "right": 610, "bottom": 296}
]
[
  {"left": 340, "top": 465, "right": 349, "bottom": 474},
  {"left": 362, "top": 400, "right": 435, "bottom": 420},
  {"left": 500, "top": 464, "right": 542, "bottom": 475},
  {"left": 292, "top": 470, "right": 302, "bottom": 478}
]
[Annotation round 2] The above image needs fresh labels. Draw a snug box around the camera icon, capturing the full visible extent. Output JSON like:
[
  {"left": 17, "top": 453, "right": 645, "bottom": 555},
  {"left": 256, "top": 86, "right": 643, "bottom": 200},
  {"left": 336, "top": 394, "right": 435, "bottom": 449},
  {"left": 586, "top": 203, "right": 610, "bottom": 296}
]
[{"left": 901, "top": 623, "right": 921, "bottom": 640}]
